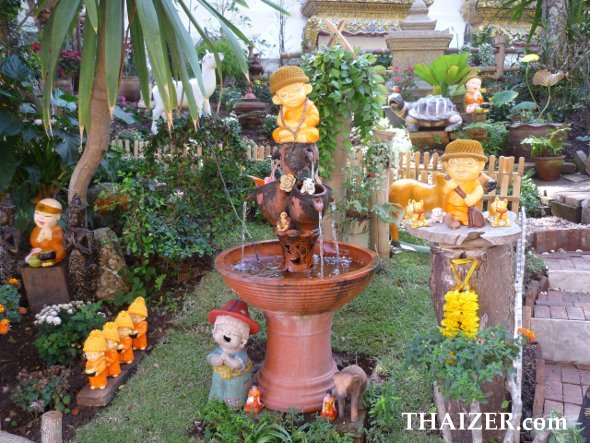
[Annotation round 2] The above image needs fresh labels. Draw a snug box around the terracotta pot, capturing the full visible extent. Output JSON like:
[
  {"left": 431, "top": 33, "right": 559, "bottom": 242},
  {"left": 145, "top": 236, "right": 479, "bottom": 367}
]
[
  {"left": 215, "top": 240, "right": 380, "bottom": 412},
  {"left": 508, "top": 122, "right": 566, "bottom": 160},
  {"left": 286, "top": 183, "right": 331, "bottom": 231},
  {"left": 534, "top": 156, "right": 564, "bottom": 181},
  {"left": 233, "top": 94, "right": 267, "bottom": 129},
  {"left": 118, "top": 76, "right": 141, "bottom": 102},
  {"left": 342, "top": 219, "right": 370, "bottom": 248},
  {"left": 280, "top": 143, "right": 319, "bottom": 178},
  {"left": 247, "top": 181, "right": 289, "bottom": 226}
]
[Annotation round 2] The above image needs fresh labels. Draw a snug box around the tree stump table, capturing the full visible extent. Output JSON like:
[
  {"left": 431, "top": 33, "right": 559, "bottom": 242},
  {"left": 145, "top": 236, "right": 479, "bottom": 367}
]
[{"left": 407, "top": 211, "right": 521, "bottom": 442}]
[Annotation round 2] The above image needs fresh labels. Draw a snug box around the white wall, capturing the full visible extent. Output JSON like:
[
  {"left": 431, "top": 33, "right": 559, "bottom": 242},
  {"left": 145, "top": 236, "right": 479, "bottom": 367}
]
[{"left": 428, "top": 0, "right": 466, "bottom": 49}]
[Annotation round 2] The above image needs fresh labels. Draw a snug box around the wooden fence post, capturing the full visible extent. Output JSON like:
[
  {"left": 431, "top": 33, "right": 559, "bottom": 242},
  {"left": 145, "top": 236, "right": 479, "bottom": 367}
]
[
  {"left": 41, "top": 410, "right": 63, "bottom": 443},
  {"left": 494, "top": 34, "right": 507, "bottom": 80}
]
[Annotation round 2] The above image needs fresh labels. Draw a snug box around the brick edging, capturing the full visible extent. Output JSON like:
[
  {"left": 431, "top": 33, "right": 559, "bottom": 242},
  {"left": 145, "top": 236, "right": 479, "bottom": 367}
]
[
  {"left": 532, "top": 344, "right": 545, "bottom": 417},
  {"left": 533, "top": 229, "right": 590, "bottom": 253}
]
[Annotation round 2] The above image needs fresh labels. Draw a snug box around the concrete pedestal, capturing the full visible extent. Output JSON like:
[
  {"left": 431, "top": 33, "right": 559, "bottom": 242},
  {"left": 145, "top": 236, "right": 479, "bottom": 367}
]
[{"left": 21, "top": 261, "right": 71, "bottom": 313}]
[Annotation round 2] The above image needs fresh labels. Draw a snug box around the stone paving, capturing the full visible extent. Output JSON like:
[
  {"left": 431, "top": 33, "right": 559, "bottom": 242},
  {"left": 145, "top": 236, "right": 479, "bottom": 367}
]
[{"left": 542, "top": 362, "right": 589, "bottom": 419}]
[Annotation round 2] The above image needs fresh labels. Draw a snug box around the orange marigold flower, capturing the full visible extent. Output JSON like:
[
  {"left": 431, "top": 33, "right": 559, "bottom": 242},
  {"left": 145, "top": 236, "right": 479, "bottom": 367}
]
[
  {"left": 7, "top": 278, "right": 20, "bottom": 286},
  {"left": 0, "top": 318, "right": 10, "bottom": 335},
  {"left": 517, "top": 327, "right": 536, "bottom": 342},
  {"left": 0, "top": 304, "right": 4, "bottom": 314},
  {"left": 18, "top": 307, "right": 27, "bottom": 315}
]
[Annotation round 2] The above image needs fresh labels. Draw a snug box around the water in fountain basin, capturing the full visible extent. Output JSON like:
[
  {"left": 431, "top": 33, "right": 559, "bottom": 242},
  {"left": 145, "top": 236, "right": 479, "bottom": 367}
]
[
  {"left": 230, "top": 254, "right": 361, "bottom": 278},
  {"left": 318, "top": 211, "right": 324, "bottom": 276}
]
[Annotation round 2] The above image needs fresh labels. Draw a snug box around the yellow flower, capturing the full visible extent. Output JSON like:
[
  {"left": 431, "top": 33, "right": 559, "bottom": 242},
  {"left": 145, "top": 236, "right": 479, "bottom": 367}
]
[
  {"left": 7, "top": 278, "right": 20, "bottom": 287},
  {"left": 440, "top": 289, "right": 480, "bottom": 338},
  {"left": 0, "top": 304, "right": 4, "bottom": 314},
  {"left": 0, "top": 318, "right": 10, "bottom": 335},
  {"left": 521, "top": 53, "right": 540, "bottom": 63}
]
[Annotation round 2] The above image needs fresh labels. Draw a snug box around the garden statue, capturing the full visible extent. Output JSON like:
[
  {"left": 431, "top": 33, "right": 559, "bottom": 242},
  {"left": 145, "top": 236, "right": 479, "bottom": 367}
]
[
  {"left": 333, "top": 365, "right": 368, "bottom": 423},
  {"left": 300, "top": 178, "right": 316, "bottom": 195},
  {"left": 128, "top": 296, "right": 148, "bottom": 351},
  {"left": 441, "top": 139, "right": 487, "bottom": 229},
  {"left": 0, "top": 194, "right": 21, "bottom": 283},
  {"left": 102, "top": 322, "right": 122, "bottom": 378},
  {"left": 488, "top": 197, "right": 511, "bottom": 227},
  {"left": 83, "top": 330, "right": 108, "bottom": 390},
  {"left": 64, "top": 194, "right": 97, "bottom": 300},
  {"left": 25, "top": 198, "right": 65, "bottom": 268},
  {"left": 207, "top": 299, "right": 260, "bottom": 408},
  {"left": 320, "top": 390, "right": 337, "bottom": 421},
  {"left": 464, "top": 75, "right": 486, "bottom": 114},
  {"left": 244, "top": 385, "right": 264, "bottom": 414},
  {"left": 429, "top": 207, "right": 445, "bottom": 224},
  {"left": 276, "top": 211, "right": 291, "bottom": 233},
  {"left": 151, "top": 51, "right": 224, "bottom": 134},
  {"left": 388, "top": 93, "right": 462, "bottom": 132},
  {"left": 270, "top": 66, "right": 320, "bottom": 143},
  {"left": 115, "top": 311, "right": 135, "bottom": 364},
  {"left": 404, "top": 199, "right": 429, "bottom": 229}
]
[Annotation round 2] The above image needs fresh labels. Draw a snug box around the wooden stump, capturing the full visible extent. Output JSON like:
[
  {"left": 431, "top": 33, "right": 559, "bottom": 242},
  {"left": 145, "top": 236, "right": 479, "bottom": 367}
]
[
  {"left": 41, "top": 410, "right": 62, "bottom": 443},
  {"left": 21, "top": 261, "right": 71, "bottom": 313}
]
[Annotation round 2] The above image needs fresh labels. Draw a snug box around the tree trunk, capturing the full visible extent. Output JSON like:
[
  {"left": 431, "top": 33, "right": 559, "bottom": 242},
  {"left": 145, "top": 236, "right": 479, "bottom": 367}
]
[
  {"left": 68, "top": 9, "right": 112, "bottom": 205},
  {"left": 543, "top": 0, "right": 567, "bottom": 67},
  {"left": 41, "top": 410, "right": 62, "bottom": 443}
]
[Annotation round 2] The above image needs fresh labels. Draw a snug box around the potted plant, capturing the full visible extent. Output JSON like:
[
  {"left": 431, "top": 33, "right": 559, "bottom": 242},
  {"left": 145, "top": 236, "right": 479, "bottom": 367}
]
[
  {"left": 522, "top": 127, "right": 570, "bottom": 181},
  {"left": 119, "top": 44, "right": 141, "bottom": 102},
  {"left": 507, "top": 54, "right": 567, "bottom": 160},
  {"left": 414, "top": 53, "right": 475, "bottom": 112}
]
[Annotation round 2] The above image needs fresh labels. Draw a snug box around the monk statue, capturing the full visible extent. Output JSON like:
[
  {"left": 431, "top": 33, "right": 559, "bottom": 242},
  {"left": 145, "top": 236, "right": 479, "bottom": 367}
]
[
  {"left": 25, "top": 198, "right": 65, "bottom": 268},
  {"left": 464, "top": 76, "right": 485, "bottom": 114},
  {"left": 0, "top": 194, "right": 21, "bottom": 283},
  {"left": 270, "top": 66, "right": 319, "bottom": 144},
  {"left": 65, "top": 195, "right": 97, "bottom": 299},
  {"left": 441, "top": 139, "right": 487, "bottom": 229}
]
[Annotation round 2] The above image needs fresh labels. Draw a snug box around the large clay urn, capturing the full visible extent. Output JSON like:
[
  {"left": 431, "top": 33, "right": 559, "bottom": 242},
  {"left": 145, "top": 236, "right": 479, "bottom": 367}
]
[
  {"left": 216, "top": 240, "right": 380, "bottom": 412},
  {"left": 286, "top": 183, "right": 330, "bottom": 231},
  {"left": 232, "top": 90, "right": 267, "bottom": 129},
  {"left": 508, "top": 122, "right": 566, "bottom": 160}
]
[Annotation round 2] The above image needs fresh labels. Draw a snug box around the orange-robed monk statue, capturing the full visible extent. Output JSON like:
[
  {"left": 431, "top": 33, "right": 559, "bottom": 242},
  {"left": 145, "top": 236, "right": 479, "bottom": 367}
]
[
  {"left": 269, "top": 66, "right": 319, "bottom": 144},
  {"left": 25, "top": 198, "right": 66, "bottom": 268},
  {"left": 389, "top": 139, "right": 495, "bottom": 245}
]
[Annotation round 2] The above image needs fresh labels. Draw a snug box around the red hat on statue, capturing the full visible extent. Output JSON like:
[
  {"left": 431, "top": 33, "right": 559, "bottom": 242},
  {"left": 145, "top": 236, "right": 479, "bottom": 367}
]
[{"left": 208, "top": 299, "right": 260, "bottom": 335}]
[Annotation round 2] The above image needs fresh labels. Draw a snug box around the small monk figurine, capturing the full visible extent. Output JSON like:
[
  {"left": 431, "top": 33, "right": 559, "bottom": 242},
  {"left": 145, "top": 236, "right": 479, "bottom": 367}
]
[
  {"left": 270, "top": 66, "right": 319, "bottom": 144},
  {"left": 0, "top": 194, "right": 21, "bottom": 283},
  {"left": 102, "top": 322, "right": 122, "bottom": 378},
  {"left": 207, "top": 299, "right": 260, "bottom": 409},
  {"left": 441, "top": 140, "right": 487, "bottom": 229},
  {"left": 244, "top": 385, "right": 264, "bottom": 414},
  {"left": 64, "top": 195, "right": 97, "bottom": 300},
  {"left": 115, "top": 311, "right": 135, "bottom": 364},
  {"left": 128, "top": 297, "right": 148, "bottom": 351},
  {"left": 464, "top": 76, "right": 485, "bottom": 114},
  {"left": 276, "top": 211, "right": 291, "bottom": 233},
  {"left": 320, "top": 390, "right": 338, "bottom": 421},
  {"left": 25, "top": 198, "right": 65, "bottom": 268},
  {"left": 83, "top": 330, "right": 108, "bottom": 390}
]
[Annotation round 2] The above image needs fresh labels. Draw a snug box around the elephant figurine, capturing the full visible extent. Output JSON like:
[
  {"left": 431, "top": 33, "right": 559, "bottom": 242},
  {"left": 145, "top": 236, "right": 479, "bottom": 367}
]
[{"left": 333, "top": 365, "right": 368, "bottom": 423}]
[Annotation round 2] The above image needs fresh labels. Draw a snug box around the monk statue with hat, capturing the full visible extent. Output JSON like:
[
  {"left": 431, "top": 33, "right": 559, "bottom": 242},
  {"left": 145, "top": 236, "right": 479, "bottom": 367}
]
[
  {"left": 207, "top": 299, "right": 260, "bottom": 408},
  {"left": 83, "top": 330, "right": 109, "bottom": 390},
  {"left": 270, "top": 66, "right": 319, "bottom": 144},
  {"left": 115, "top": 311, "right": 136, "bottom": 364},
  {"left": 25, "top": 198, "right": 65, "bottom": 268},
  {"left": 128, "top": 297, "right": 148, "bottom": 351},
  {"left": 102, "top": 322, "right": 122, "bottom": 378},
  {"left": 441, "top": 139, "right": 488, "bottom": 229}
]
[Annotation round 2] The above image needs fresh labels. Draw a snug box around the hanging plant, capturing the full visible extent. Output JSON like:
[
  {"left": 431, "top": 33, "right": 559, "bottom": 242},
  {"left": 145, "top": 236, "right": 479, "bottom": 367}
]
[{"left": 301, "top": 46, "right": 388, "bottom": 177}]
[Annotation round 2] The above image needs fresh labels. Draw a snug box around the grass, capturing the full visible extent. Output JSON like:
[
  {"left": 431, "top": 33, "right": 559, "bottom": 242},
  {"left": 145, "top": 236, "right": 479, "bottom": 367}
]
[{"left": 75, "top": 222, "right": 441, "bottom": 443}]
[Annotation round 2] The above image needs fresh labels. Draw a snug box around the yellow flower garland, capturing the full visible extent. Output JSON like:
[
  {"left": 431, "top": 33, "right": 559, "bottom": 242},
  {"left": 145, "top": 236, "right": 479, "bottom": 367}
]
[{"left": 439, "top": 259, "right": 480, "bottom": 339}]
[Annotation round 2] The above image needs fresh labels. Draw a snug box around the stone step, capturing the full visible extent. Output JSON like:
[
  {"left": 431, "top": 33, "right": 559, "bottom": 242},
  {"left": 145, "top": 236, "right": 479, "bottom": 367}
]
[
  {"left": 540, "top": 362, "right": 589, "bottom": 423},
  {"left": 542, "top": 252, "right": 590, "bottom": 291}
]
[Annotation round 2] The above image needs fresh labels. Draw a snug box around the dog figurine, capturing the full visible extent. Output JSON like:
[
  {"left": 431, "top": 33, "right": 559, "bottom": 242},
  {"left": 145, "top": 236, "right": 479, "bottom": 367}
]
[
  {"left": 300, "top": 178, "right": 316, "bottom": 195},
  {"left": 488, "top": 197, "right": 511, "bottom": 227},
  {"left": 404, "top": 199, "right": 429, "bottom": 229},
  {"left": 429, "top": 207, "right": 445, "bottom": 224},
  {"left": 333, "top": 365, "right": 368, "bottom": 423}
]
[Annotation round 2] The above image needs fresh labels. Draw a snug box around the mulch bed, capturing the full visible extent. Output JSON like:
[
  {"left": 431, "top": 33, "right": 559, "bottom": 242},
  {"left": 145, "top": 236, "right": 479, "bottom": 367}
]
[{"left": 0, "top": 258, "right": 209, "bottom": 442}]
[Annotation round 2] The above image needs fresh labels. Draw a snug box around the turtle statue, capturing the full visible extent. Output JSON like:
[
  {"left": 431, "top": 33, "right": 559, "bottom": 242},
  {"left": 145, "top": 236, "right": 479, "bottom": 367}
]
[{"left": 388, "top": 93, "right": 462, "bottom": 133}]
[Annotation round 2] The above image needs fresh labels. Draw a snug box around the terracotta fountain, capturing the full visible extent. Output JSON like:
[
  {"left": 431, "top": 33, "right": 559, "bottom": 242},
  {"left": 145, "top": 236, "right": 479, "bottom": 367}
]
[{"left": 215, "top": 66, "right": 380, "bottom": 412}]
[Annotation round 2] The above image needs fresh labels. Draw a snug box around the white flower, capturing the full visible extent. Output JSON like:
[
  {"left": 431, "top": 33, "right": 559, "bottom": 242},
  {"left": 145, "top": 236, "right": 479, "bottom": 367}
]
[
  {"left": 53, "top": 317, "right": 62, "bottom": 325},
  {"left": 67, "top": 309, "right": 73, "bottom": 314}
]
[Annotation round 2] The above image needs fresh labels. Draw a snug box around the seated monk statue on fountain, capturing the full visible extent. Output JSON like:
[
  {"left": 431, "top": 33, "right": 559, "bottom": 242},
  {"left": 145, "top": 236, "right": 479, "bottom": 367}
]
[
  {"left": 441, "top": 139, "right": 487, "bottom": 229},
  {"left": 270, "top": 66, "right": 319, "bottom": 144},
  {"left": 25, "top": 198, "right": 66, "bottom": 268}
]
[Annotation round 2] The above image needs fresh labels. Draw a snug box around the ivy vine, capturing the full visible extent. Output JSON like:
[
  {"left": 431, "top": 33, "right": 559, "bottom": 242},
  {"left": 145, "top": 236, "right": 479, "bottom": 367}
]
[{"left": 301, "top": 46, "right": 388, "bottom": 177}]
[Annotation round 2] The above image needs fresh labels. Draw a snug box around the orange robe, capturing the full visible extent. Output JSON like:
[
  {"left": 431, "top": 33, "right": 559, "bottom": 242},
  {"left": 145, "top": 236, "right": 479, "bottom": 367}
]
[
  {"left": 244, "top": 390, "right": 263, "bottom": 414},
  {"left": 30, "top": 225, "right": 66, "bottom": 264},
  {"left": 273, "top": 100, "right": 320, "bottom": 143},
  {"left": 119, "top": 336, "right": 134, "bottom": 364},
  {"left": 105, "top": 349, "right": 121, "bottom": 377},
  {"left": 320, "top": 395, "right": 337, "bottom": 421},
  {"left": 446, "top": 181, "right": 483, "bottom": 225},
  {"left": 85, "top": 356, "right": 108, "bottom": 389},
  {"left": 465, "top": 92, "right": 484, "bottom": 113},
  {"left": 132, "top": 320, "right": 148, "bottom": 351}
]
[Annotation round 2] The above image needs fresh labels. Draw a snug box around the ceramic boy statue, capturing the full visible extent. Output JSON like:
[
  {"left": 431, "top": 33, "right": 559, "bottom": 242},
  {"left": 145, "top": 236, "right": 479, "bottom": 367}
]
[
  {"left": 83, "top": 330, "right": 108, "bottom": 390},
  {"left": 270, "top": 66, "right": 320, "bottom": 144},
  {"left": 207, "top": 299, "right": 260, "bottom": 408},
  {"left": 464, "top": 76, "right": 485, "bottom": 114},
  {"left": 102, "top": 322, "right": 122, "bottom": 378},
  {"left": 115, "top": 311, "right": 135, "bottom": 364},
  {"left": 128, "top": 297, "right": 148, "bottom": 351},
  {"left": 25, "top": 198, "right": 65, "bottom": 267},
  {"left": 441, "top": 139, "right": 487, "bottom": 229}
]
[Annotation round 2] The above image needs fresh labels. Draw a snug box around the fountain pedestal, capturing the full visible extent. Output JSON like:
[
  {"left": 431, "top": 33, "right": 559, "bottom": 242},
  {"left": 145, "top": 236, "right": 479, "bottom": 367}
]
[{"left": 257, "top": 311, "right": 337, "bottom": 412}]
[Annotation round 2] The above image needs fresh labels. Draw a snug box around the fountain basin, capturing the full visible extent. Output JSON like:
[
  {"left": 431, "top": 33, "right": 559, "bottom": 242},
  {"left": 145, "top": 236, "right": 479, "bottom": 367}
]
[{"left": 215, "top": 240, "right": 380, "bottom": 412}]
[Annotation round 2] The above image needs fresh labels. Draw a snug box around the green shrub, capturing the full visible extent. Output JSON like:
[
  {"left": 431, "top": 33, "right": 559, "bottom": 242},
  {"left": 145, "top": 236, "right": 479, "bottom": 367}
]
[
  {"left": 461, "top": 121, "right": 509, "bottom": 156},
  {"left": 0, "top": 283, "right": 23, "bottom": 324},
  {"left": 518, "top": 170, "right": 542, "bottom": 217},
  {"left": 524, "top": 250, "right": 546, "bottom": 285},
  {"left": 33, "top": 301, "right": 106, "bottom": 366},
  {"left": 220, "top": 86, "right": 245, "bottom": 112},
  {"left": 11, "top": 366, "right": 72, "bottom": 416},
  {"left": 261, "top": 114, "right": 277, "bottom": 137},
  {"left": 115, "top": 128, "right": 144, "bottom": 141},
  {"left": 197, "top": 38, "right": 248, "bottom": 84}
]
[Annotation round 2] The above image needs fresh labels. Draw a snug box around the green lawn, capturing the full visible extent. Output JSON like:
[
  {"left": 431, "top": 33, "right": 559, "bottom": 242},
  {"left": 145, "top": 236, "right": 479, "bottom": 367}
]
[{"left": 75, "top": 226, "right": 441, "bottom": 443}]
